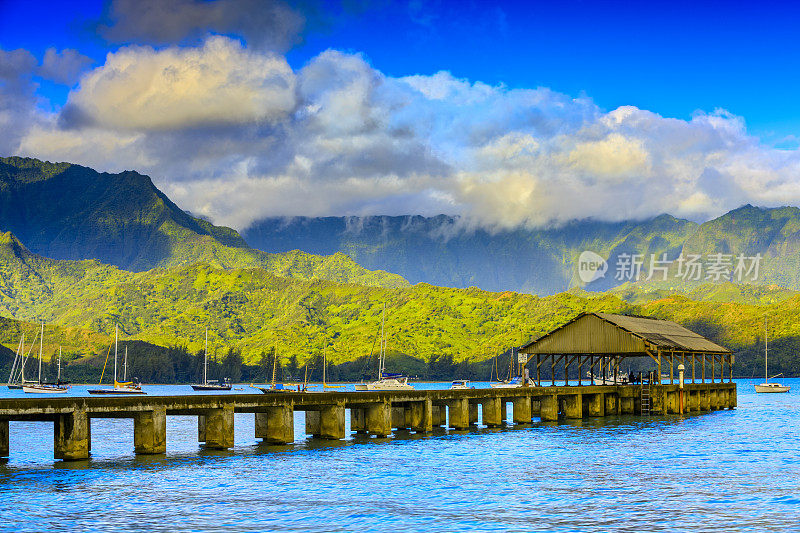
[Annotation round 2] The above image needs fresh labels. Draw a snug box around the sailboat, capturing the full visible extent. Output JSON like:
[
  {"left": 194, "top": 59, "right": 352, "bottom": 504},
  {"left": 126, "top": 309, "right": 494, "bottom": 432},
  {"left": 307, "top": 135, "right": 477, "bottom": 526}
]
[
  {"left": 491, "top": 347, "right": 533, "bottom": 389},
  {"left": 755, "top": 317, "right": 790, "bottom": 393},
  {"left": 8, "top": 333, "right": 40, "bottom": 390},
  {"left": 253, "top": 342, "right": 294, "bottom": 393},
  {"left": 355, "top": 303, "right": 413, "bottom": 391},
  {"left": 88, "top": 325, "right": 145, "bottom": 394},
  {"left": 191, "top": 328, "right": 232, "bottom": 391},
  {"left": 322, "top": 343, "right": 343, "bottom": 390},
  {"left": 23, "top": 324, "right": 69, "bottom": 394}
]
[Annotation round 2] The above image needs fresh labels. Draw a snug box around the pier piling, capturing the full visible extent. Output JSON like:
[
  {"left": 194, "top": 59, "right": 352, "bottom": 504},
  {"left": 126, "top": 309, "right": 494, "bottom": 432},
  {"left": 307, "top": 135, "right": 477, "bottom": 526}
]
[
  {"left": 203, "top": 406, "right": 234, "bottom": 449},
  {"left": 134, "top": 406, "right": 166, "bottom": 454},
  {"left": 0, "top": 419, "right": 8, "bottom": 458},
  {"left": 54, "top": 409, "right": 89, "bottom": 461}
]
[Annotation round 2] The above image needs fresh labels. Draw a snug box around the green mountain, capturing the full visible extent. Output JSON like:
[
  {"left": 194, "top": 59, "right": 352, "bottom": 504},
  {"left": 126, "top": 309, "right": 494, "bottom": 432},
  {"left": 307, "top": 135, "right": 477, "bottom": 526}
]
[
  {"left": 1, "top": 232, "right": 799, "bottom": 377},
  {"left": 243, "top": 214, "right": 698, "bottom": 294},
  {"left": 243, "top": 205, "right": 800, "bottom": 295},
  {"left": 0, "top": 157, "right": 406, "bottom": 288}
]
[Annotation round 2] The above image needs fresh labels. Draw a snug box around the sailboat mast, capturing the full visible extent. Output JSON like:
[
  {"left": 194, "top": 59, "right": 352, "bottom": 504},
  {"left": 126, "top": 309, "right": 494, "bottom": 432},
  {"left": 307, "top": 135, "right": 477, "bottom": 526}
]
[
  {"left": 20, "top": 334, "right": 25, "bottom": 383},
  {"left": 379, "top": 303, "right": 386, "bottom": 378},
  {"left": 765, "top": 317, "right": 768, "bottom": 382},
  {"left": 323, "top": 343, "right": 327, "bottom": 385},
  {"left": 271, "top": 342, "right": 278, "bottom": 387},
  {"left": 204, "top": 327, "right": 208, "bottom": 385},
  {"left": 114, "top": 324, "right": 118, "bottom": 384},
  {"left": 124, "top": 346, "right": 128, "bottom": 381},
  {"left": 38, "top": 322, "right": 43, "bottom": 385},
  {"left": 58, "top": 347, "right": 62, "bottom": 383}
]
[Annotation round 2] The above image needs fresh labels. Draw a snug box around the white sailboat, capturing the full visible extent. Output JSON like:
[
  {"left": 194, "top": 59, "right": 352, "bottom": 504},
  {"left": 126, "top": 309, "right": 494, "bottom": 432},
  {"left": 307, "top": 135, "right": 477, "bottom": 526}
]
[
  {"left": 322, "top": 343, "right": 343, "bottom": 390},
  {"left": 355, "top": 303, "right": 413, "bottom": 391},
  {"left": 191, "top": 328, "right": 231, "bottom": 391},
  {"left": 490, "top": 348, "right": 533, "bottom": 389},
  {"left": 8, "top": 332, "right": 40, "bottom": 389},
  {"left": 755, "top": 317, "right": 790, "bottom": 393},
  {"left": 253, "top": 342, "right": 294, "bottom": 393},
  {"left": 23, "top": 323, "right": 69, "bottom": 394},
  {"left": 88, "top": 325, "right": 145, "bottom": 394}
]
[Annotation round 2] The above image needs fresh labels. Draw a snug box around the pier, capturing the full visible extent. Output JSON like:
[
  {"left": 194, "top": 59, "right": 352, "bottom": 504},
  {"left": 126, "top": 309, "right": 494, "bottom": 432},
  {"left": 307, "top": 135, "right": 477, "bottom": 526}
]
[{"left": 0, "top": 382, "right": 736, "bottom": 461}]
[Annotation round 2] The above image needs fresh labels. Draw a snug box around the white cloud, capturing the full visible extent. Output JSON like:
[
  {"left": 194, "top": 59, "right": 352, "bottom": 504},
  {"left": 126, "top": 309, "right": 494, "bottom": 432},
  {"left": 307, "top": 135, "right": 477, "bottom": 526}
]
[
  {"left": 11, "top": 38, "right": 800, "bottom": 231},
  {"left": 61, "top": 36, "right": 296, "bottom": 131}
]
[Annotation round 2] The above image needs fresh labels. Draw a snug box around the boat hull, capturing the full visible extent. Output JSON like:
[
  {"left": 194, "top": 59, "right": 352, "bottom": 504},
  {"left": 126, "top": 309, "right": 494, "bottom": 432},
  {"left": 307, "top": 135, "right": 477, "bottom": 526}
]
[
  {"left": 191, "top": 384, "right": 232, "bottom": 391},
  {"left": 22, "top": 385, "right": 68, "bottom": 393},
  {"left": 355, "top": 378, "right": 414, "bottom": 391},
  {"left": 88, "top": 388, "right": 146, "bottom": 394},
  {"left": 755, "top": 383, "right": 790, "bottom": 393}
]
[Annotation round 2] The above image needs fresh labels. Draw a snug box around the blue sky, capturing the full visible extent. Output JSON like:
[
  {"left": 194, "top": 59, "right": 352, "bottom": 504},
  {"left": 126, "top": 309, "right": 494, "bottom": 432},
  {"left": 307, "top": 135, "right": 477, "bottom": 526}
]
[{"left": 2, "top": 1, "right": 800, "bottom": 229}]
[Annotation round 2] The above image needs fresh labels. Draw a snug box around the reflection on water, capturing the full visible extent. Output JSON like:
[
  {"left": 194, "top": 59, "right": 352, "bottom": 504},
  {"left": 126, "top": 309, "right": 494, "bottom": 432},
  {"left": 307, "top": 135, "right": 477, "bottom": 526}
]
[{"left": 1, "top": 379, "right": 798, "bottom": 532}]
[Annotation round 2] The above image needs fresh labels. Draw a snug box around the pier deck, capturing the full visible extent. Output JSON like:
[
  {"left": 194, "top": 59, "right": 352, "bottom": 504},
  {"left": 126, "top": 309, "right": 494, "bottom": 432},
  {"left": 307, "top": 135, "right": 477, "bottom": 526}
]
[{"left": 0, "top": 382, "right": 736, "bottom": 460}]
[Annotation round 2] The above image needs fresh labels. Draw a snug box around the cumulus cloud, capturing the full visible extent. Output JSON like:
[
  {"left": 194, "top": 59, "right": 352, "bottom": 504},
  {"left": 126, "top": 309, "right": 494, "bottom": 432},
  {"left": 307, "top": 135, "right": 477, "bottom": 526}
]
[
  {"left": 12, "top": 36, "right": 800, "bottom": 231},
  {"left": 99, "top": 0, "right": 304, "bottom": 52},
  {"left": 38, "top": 48, "right": 93, "bottom": 85},
  {"left": 0, "top": 48, "right": 39, "bottom": 155},
  {"left": 60, "top": 36, "right": 296, "bottom": 131}
]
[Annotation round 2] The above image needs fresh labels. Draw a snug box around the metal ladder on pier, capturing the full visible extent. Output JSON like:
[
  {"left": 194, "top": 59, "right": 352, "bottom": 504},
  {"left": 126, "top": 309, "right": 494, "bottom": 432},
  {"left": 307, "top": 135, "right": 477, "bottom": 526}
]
[{"left": 640, "top": 372, "right": 651, "bottom": 416}]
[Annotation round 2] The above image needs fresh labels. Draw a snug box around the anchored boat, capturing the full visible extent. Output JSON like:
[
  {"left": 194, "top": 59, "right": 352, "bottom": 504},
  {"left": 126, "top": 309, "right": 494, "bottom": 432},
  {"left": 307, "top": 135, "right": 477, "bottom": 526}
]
[
  {"left": 755, "top": 317, "right": 790, "bottom": 393},
  {"left": 23, "top": 323, "right": 69, "bottom": 394},
  {"left": 355, "top": 303, "right": 413, "bottom": 391},
  {"left": 88, "top": 325, "right": 145, "bottom": 394},
  {"left": 191, "top": 328, "right": 232, "bottom": 391}
]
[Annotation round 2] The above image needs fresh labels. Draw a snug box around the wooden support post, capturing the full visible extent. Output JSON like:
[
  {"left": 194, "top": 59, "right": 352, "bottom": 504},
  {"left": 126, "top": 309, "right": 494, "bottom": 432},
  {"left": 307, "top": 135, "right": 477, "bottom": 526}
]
[
  {"left": 657, "top": 351, "right": 661, "bottom": 384},
  {"left": 590, "top": 354, "right": 594, "bottom": 385},
  {"left": 366, "top": 402, "right": 392, "bottom": 437},
  {"left": 0, "top": 419, "right": 8, "bottom": 458},
  {"left": 564, "top": 394, "right": 582, "bottom": 419},
  {"left": 551, "top": 355, "right": 556, "bottom": 386},
  {"left": 578, "top": 355, "right": 582, "bottom": 386},
  {"left": 447, "top": 399, "right": 469, "bottom": 430},
  {"left": 729, "top": 354, "right": 734, "bottom": 383},
  {"left": 256, "top": 405, "right": 295, "bottom": 444},
  {"left": 54, "top": 409, "right": 90, "bottom": 461},
  {"left": 203, "top": 405, "right": 234, "bottom": 449},
  {"left": 669, "top": 352, "right": 674, "bottom": 384},
  {"left": 536, "top": 354, "right": 541, "bottom": 385},
  {"left": 134, "top": 406, "right": 167, "bottom": 455},
  {"left": 702, "top": 354, "right": 706, "bottom": 383},
  {"left": 540, "top": 395, "right": 558, "bottom": 421},
  {"left": 410, "top": 399, "right": 433, "bottom": 433},
  {"left": 512, "top": 396, "right": 532, "bottom": 424},
  {"left": 711, "top": 354, "right": 715, "bottom": 383},
  {"left": 692, "top": 354, "right": 696, "bottom": 383}
]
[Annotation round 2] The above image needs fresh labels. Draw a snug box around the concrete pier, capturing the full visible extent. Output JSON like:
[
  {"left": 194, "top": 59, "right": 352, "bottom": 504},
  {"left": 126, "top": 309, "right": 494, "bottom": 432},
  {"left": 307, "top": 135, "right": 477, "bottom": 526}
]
[
  {"left": 366, "top": 402, "right": 391, "bottom": 437},
  {"left": 256, "top": 405, "right": 294, "bottom": 444},
  {"left": 203, "top": 406, "right": 234, "bottom": 449},
  {"left": 0, "top": 382, "right": 736, "bottom": 461},
  {"left": 54, "top": 409, "right": 90, "bottom": 461},
  {"left": 134, "top": 407, "right": 166, "bottom": 454}
]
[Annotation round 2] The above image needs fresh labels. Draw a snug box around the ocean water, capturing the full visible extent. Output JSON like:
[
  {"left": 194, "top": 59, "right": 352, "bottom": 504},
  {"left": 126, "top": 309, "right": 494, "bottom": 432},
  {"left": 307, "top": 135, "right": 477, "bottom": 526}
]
[{"left": 0, "top": 379, "right": 798, "bottom": 532}]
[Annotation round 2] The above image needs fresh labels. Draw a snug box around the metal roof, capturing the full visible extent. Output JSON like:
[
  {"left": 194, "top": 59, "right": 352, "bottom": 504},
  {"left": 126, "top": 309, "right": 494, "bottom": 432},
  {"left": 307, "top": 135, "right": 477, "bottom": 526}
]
[{"left": 520, "top": 312, "right": 730, "bottom": 355}]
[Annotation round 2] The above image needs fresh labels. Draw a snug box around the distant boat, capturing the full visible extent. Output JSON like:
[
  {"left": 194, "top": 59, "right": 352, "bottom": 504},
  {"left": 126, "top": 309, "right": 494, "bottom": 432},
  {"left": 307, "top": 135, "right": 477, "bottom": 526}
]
[
  {"left": 355, "top": 303, "right": 413, "bottom": 391},
  {"left": 450, "top": 379, "right": 474, "bottom": 390},
  {"left": 252, "top": 342, "right": 295, "bottom": 393},
  {"left": 322, "top": 343, "right": 344, "bottom": 390},
  {"left": 191, "top": 328, "right": 232, "bottom": 391},
  {"left": 88, "top": 325, "right": 145, "bottom": 394},
  {"left": 7, "top": 332, "right": 39, "bottom": 389},
  {"left": 23, "top": 323, "right": 68, "bottom": 394},
  {"left": 755, "top": 317, "right": 790, "bottom": 393},
  {"left": 586, "top": 370, "right": 631, "bottom": 385},
  {"left": 490, "top": 376, "right": 534, "bottom": 389}
]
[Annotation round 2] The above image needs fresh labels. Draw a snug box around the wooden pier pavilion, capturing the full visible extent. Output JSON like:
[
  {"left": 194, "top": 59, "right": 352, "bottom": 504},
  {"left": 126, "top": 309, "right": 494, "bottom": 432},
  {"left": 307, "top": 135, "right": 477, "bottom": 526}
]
[{"left": 0, "top": 313, "right": 736, "bottom": 461}]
